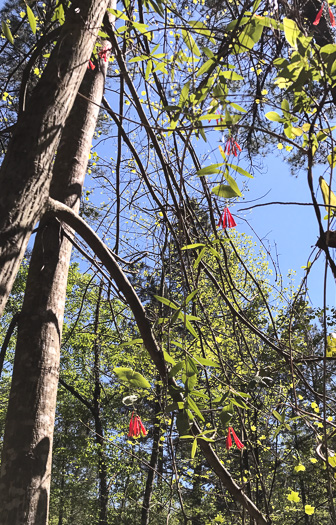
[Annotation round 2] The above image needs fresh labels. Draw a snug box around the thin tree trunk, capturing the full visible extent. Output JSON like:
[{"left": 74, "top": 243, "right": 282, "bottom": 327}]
[
  {"left": 141, "top": 386, "right": 162, "bottom": 525},
  {"left": 0, "top": 0, "right": 109, "bottom": 318},
  {"left": 92, "top": 282, "right": 109, "bottom": 525},
  {"left": 0, "top": 7, "right": 114, "bottom": 522}
]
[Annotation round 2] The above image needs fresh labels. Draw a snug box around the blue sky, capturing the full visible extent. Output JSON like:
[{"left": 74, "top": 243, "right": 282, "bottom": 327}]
[{"left": 1, "top": 0, "right": 334, "bottom": 311}]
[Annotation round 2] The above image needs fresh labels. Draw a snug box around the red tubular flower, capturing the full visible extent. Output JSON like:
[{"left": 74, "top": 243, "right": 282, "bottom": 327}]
[
  {"left": 312, "top": 2, "right": 335, "bottom": 26},
  {"left": 226, "top": 427, "right": 233, "bottom": 450},
  {"left": 224, "top": 137, "right": 241, "bottom": 156},
  {"left": 226, "top": 427, "right": 244, "bottom": 450},
  {"left": 329, "top": 4, "right": 336, "bottom": 26},
  {"left": 138, "top": 418, "right": 147, "bottom": 437},
  {"left": 98, "top": 48, "right": 108, "bottom": 62},
  {"left": 128, "top": 412, "right": 135, "bottom": 437},
  {"left": 230, "top": 427, "right": 244, "bottom": 450},
  {"left": 88, "top": 59, "right": 95, "bottom": 70},
  {"left": 217, "top": 207, "right": 237, "bottom": 230},
  {"left": 98, "top": 42, "right": 112, "bottom": 62},
  {"left": 313, "top": 3, "right": 325, "bottom": 25},
  {"left": 134, "top": 416, "right": 140, "bottom": 436},
  {"left": 128, "top": 413, "right": 147, "bottom": 438}
]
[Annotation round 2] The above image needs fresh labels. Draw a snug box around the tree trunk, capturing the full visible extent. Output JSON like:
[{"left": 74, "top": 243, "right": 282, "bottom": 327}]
[
  {"left": 92, "top": 281, "right": 109, "bottom": 525},
  {"left": 0, "top": 0, "right": 110, "bottom": 318},
  {"left": 0, "top": 7, "right": 114, "bottom": 521},
  {"left": 141, "top": 386, "right": 162, "bottom": 525}
]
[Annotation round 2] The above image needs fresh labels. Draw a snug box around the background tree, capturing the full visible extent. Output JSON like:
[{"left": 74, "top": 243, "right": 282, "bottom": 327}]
[{"left": 2, "top": 0, "right": 336, "bottom": 524}]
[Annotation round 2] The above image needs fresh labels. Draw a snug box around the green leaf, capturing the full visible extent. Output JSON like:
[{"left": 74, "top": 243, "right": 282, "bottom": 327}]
[
  {"left": 265, "top": 111, "right": 283, "bottom": 122},
  {"left": 184, "top": 318, "right": 198, "bottom": 338},
  {"left": 220, "top": 70, "right": 244, "bottom": 81},
  {"left": 225, "top": 173, "right": 242, "bottom": 197},
  {"left": 219, "top": 403, "right": 234, "bottom": 426},
  {"left": 154, "top": 295, "right": 179, "bottom": 309},
  {"left": 234, "top": 19, "right": 263, "bottom": 53},
  {"left": 283, "top": 18, "right": 300, "bottom": 49},
  {"left": 119, "top": 338, "right": 143, "bottom": 347},
  {"left": 227, "top": 163, "right": 253, "bottom": 178},
  {"left": 196, "top": 57, "right": 216, "bottom": 77},
  {"left": 176, "top": 412, "right": 190, "bottom": 435},
  {"left": 132, "top": 21, "right": 149, "bottom": 33},
  {"left": 229, "top": 103, "right": 247, "bottom": 113},
  {"left": 169, "top": 361, "right": 184, "bottom": 378},
  {"left": 329, "top": 454, "right": 336, "bottom": 467},
  {"left": 185, "top": 290, "right": 198, "bottom": 304},
  {"left": 114, "top": 367, "right": 151, "bottom": 389},
  {"left": 187, "top": 395, "right": 205, "bottom": 421},
  {"left": 273, "top": 410, "right": 285, "bottom": 424},
  {"left": 186, "top": 374, "right": 197, "bottom": 392},
  {"left": 191, "top": 438, "right": 197, "bottom": 458},
  {"left": 178, "top": 81, "right": 190, "bottom": 107},
  {"left": 281, "top": 99, "right": 290, "bottom": 113},
  {"left": 27, "top": 6, "right": 36, "bottom": 34},
  {"left": 128, "top": 54, "right": 149, "bottom": 63},
  {"left": 231, "top": 398, "right": 248, "bottom": 410},
  {"left": 181, "top": 28, "right": 201, "bottom": 57},
  {"left": 182, "top": 243, "right": 206, "bottom": 250},
  {"left": 194, "top": 356, "right": 220, "bottom": 368},
  {"left": 212, "top": 184, "right": 240, "bottom": 198},
  {"left": 107, "top": 8, "right": 130, "bottom": 21},
  {"left": 163, "top": 350, "right": 176, "bottom": 365},
  {"left": 319, "top": 177, "right": 336, "bottom": 218},
  {"left": 2, "top": 21, "right": 14, "bottom": 45},
  {"left": 145, "top": 59, "right": 153, "bottom": 80},
  {"left": 193, "top": 247, "right": 206, "bottom": 268},
  {"left": 186, "top": 356, "right": 198, "bottom": 376},
  {"left": 196, "top": 164, "right": 224, "bottom": 177}
]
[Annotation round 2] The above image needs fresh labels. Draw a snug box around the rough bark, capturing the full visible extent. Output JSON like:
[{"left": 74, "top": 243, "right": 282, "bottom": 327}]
[
  {"left": 0, "top": 11, "right": 113, "bottom": 521},
  {"left": 0, "top": 0, "right": 110, "bottom": 317}
]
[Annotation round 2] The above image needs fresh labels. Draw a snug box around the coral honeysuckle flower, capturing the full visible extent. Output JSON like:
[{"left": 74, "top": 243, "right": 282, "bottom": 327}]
[
  {"left": 313, "top": 2, "right": 336, "bottom": 27},
  {"left": 217, "top": 207, "right": 237, "bottom": 230},
  {"left": 88, "top": 59, "right": 95, "bottom": 70},
  {"left": 99, "top": 43, "right": 112, "bottom": 62},
  {"left": 128, "top": 412, "right": 147, "bottom": 438},
  {"left": 226, "top": 427, "right": 244, "bottom": 450},
  {"left": 223, "top": 137, "right": 242, "bottom": 157}
]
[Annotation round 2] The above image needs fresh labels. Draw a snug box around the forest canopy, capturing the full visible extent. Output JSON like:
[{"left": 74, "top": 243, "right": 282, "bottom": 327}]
[{"left": 1, "top": 0, "right": 336, "bottom": 524}]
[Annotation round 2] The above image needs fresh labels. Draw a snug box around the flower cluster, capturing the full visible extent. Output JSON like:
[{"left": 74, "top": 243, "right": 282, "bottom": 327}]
[
  {"left": 99, "top": 43, "right": 112, "bottom": 62},
  {"left": 87, "top": 59, "right": 95, "bottom": 70},
  {"left": 226, "top": 427, "right": 244, "bottom": 450},
  {"left": 223, "top": 137, "right": 241, "bottom": 157},
  {"left": 217, "top": 207, "right": 236, "bottom": 230},
  {"left": 313, "top": 1, "right": 336, "bottom": 27},
  {"left": 128, "top": 412, "right": 147, "bottom": 438}
]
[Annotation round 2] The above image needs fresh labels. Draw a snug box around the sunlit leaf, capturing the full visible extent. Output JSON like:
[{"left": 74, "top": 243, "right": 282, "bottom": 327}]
[
  {"left": 1, "top": 21, "right": 14, "bottom": 44},
  {"left": 114, "top": 367, "right": 151, "bottom": 389},
  {"left": 191, "top": 438, "right": 197, "bottom": 458},
  {"left": 196, "top": 163, "right": 224, "bottom": 176},
  {"left": 27, "top": 6, "right": 36, "bottom": 34},
  {"left": 319, "top": 176, "right": 336, "bottom": 218},
  {"left": 212, "top": 184, "right": 240, "bottom": 198},
  {"left": 283, "top": 18, "right": 300, "bottom": 49}
]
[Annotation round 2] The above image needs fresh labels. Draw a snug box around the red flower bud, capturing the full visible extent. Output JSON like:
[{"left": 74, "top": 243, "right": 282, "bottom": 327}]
[
  {"left": 127, "top": 413, "right": 147, "bottom": 438},
  {"left": 218, "top": 207, "right": 237, "bottom": 230},
  {"left": 226, "top": 427, "right": 244, "bottom": 450}
]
